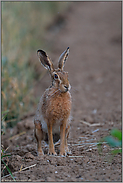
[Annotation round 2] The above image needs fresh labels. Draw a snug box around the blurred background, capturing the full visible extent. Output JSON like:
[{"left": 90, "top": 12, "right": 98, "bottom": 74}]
[
  {"left": 1, "top": 2, "right": 121, "bottom": 133},
  {"left": 1, "top": 2, "right": 71, "bottom": 130}
]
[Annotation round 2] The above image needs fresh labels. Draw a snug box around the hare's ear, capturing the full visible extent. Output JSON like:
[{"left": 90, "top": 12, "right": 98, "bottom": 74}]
[
  {"left": 58, "top": 47, "right": 69, "bottom": 70},
  {"left": 37, "top": 50, "right": 54, "bottom": 73}
]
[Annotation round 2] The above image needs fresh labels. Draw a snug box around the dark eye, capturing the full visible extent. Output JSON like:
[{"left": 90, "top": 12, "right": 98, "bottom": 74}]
[{"left": 54, "top": 73, "right": 58, "bottom": 79}]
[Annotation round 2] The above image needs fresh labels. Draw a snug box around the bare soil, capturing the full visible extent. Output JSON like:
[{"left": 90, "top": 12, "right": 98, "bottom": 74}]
[{"left": 1, "top": 2, "right": 122, "bottom": 182}]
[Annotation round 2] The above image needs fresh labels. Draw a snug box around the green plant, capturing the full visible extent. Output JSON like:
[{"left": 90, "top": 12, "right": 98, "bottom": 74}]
[
  {"left": 98, "top": 128, "right": 122, "bottom": 156},
  {"left": 1, "top": 55, "right": 36, "bottom": 127},
  {"left": 1, "top": 147, "right": 16, "bottom": 181},
  {"left": 1, "top": 111, "right": 16, "bottom": 181}
]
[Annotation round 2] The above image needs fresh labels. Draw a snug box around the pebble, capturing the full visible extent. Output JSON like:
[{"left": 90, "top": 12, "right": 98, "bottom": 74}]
[
  {"left": 25, "top": 152, "right": 34, "bottom": 159},
  {"left": 92, "top": 109, "right": 97, "bottom": 114}
]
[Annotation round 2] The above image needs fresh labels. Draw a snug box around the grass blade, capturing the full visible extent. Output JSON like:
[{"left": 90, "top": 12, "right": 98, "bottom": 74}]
[
  {"left": 2, "top": 159, "right": 16, "bottom": 182},
  {"left": 1, "top": 154, "right": 11, "bottom": 158},
  {"left": 2, "top": 110, "right": 10, "bottom": 115}
]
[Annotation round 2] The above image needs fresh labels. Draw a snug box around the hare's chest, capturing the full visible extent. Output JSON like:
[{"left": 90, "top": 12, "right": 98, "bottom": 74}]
[
  {"left": 46, "top": 92, "right": 71, "bottom": 119},
  {"left": 41, "top": 91, "right": 71, "bottom": 133}
]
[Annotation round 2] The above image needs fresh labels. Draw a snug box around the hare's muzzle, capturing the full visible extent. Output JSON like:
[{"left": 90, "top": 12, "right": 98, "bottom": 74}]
[
  {"left": 59, "top": 84, "right": 70, "bottom": 93},
  {"left": 62, "top": 83, "right": 71, "bottom": 93},
  {"left": 64, "top": 85, "right": 69, "bottom": 92}
]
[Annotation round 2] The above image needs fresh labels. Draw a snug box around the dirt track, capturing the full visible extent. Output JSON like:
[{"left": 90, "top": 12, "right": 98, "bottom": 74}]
[{"left": 1, "top": 2, "right": 122, "bottom": 182}]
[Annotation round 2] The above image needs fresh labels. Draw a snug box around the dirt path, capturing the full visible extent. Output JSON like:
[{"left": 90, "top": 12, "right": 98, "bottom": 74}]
[{"left": 1, "top": 2, "right": 122, "bottom": 182}]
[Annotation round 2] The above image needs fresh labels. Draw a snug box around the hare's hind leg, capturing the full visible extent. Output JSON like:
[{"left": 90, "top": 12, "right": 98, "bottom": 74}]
[
  {"left": 65, "top": 125, "right": 71, "bottom": 154},
  {"left": 34, "top": 121, "right": 44, "bottom": 156}
]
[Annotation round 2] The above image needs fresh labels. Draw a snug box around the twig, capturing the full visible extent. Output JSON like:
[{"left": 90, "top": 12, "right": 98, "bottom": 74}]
[
  {"left": 72, "top": 142, "right": 98, "bottom": 146},
  {"left": 86, "top": 148, "right": 97, "bottom": 152},
  {"left": 68, "top": 156, "right": 83, "bottom": 158},
  {"left": 92, "top": 129, "right": 99, "bottom": 133},
  {"left": 19, "top": 164, "right": 36, "bottom": 171},
  {"left": 9, "top": 131, "right": 26, "bottom": 140},
  {"left": 4, "top": 145, "right": 11, "bottom": 153},
  {"left": 2, "top": 164, "right": 37, "bottom": 179},
  {"left": 55, "top": 140, "right": 60, "bottom": 146},
  {"left": 19, "top": 165, "right": 23, "bottom": 172},
  {"left": 80, "top": 120, "right": 101, "bottom": 127},
  {"left": 5, "top": 119, "right": 17, "bottom": 123}
]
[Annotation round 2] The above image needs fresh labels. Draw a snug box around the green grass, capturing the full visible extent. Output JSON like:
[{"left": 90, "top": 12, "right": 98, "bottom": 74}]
[
  {"left": 1, "top": 2, "right": 70, "bottom": 129},
  {"left": 1, "top": 143, "right": 15, "bottom": 181},
  {"left": 1, "top": 111, "right": 16, "bottom": 181},
  {"left": 1, "top": 159, "right": 16, "bottom": 182},
  {"left": 2, "top": 55, "right": 36, "bottom": 126}
]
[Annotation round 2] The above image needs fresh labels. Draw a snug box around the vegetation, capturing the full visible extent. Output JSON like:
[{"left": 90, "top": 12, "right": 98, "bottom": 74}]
[
  {"left": 1, "top": 148, "right": 15, "bottom": 181},
  {"left": 1, "top": 3, "right": 70, "bottom": 179},
  {"left": 98, "top": 128, "right": 122, "bottom": 158},
  {"left": 1, "top": 2, "right": 70, "bottom": 129},
  {"left": 1, "top": 111, "right": 16, "bottom": 181}
]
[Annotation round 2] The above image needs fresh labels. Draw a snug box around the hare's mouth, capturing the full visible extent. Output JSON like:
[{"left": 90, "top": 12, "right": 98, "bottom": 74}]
[{"left": 60, "top": 84, "right": 71, "bottom": 93}]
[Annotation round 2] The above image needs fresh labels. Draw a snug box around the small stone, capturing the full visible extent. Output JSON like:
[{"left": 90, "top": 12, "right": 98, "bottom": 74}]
[
  {"left": 83, "top": 116, "right": 93, "bottom": 123},
  {"left": 25, "top": 152, "right": 34, "bottom": 159},
  {"left": 15, "top": 155, "right": 22, "bottom": 161}
]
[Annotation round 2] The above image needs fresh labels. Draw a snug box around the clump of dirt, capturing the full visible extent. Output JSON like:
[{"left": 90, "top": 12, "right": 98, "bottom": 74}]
[{"left": 1, "top": 2, "right": 121, "bottom": 182}]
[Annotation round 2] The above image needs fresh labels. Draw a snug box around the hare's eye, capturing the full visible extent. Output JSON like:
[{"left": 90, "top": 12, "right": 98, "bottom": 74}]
[{"left": 54, "top": 73, "right": 58, "bottom": 80}]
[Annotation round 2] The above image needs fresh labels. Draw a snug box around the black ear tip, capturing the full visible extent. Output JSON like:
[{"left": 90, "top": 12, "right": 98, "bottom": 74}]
[
  {"left": 67, "top": 47, "right": 69, "bottom": 50},
  {"left": 37, "top": 49, "right": 41, "bottom": 54},
  {"left": 37, "top": 49, "right": 47, "bottom": 57}
]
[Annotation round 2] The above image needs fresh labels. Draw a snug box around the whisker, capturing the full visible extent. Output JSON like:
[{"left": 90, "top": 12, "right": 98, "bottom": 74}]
[{"left": 50, "top": 89, "right": 60, "bottom": 98}]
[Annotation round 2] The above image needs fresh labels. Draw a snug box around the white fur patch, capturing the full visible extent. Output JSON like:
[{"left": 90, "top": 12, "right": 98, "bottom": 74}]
[
  {"left": 40, "top": 115, "right": 61, "bottom": 134},
  {"left": 40, "top": 113, "right": 70, "bottom": 135}
]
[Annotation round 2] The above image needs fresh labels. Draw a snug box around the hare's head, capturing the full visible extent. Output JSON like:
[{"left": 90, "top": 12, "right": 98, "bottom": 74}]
[{"left": 37, "top": 47, "right": 71, "bottom": 93}]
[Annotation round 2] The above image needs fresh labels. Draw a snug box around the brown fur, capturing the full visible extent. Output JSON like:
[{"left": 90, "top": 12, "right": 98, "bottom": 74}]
[{"left": 34, "top": 47, "right": 72, "bottom": 156}]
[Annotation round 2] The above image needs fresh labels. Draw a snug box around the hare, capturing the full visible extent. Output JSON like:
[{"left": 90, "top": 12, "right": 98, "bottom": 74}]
[{"left": 34, "top": 47, "right": 72, "bottom": 156}]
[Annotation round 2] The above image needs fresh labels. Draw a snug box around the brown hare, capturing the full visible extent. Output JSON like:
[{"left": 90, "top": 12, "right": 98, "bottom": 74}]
[{"left": 34, "top": 47, "right": 72, "bottom": 156}]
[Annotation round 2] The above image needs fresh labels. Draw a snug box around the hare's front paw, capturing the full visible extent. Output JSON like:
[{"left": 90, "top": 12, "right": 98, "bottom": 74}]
[
  {"left": 60, "top": 148, "right": 67, "bottom": 157},
  {"left": 48, "top": 148, "right": 57, "bottom": 156},
  {"left": 37, "top": 150, "right": 44, "bottom": 156},
  {"left": 60, "top": 151, "right": 67, "bottom": 157},
  {"left": 60, "top": 147, "right": 71, "bottom": 156}
]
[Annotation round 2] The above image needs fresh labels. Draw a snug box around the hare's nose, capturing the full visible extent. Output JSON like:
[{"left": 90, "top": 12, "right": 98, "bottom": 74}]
[{"left": 64, "top": 85, "right": 68, "bottom": 92}]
